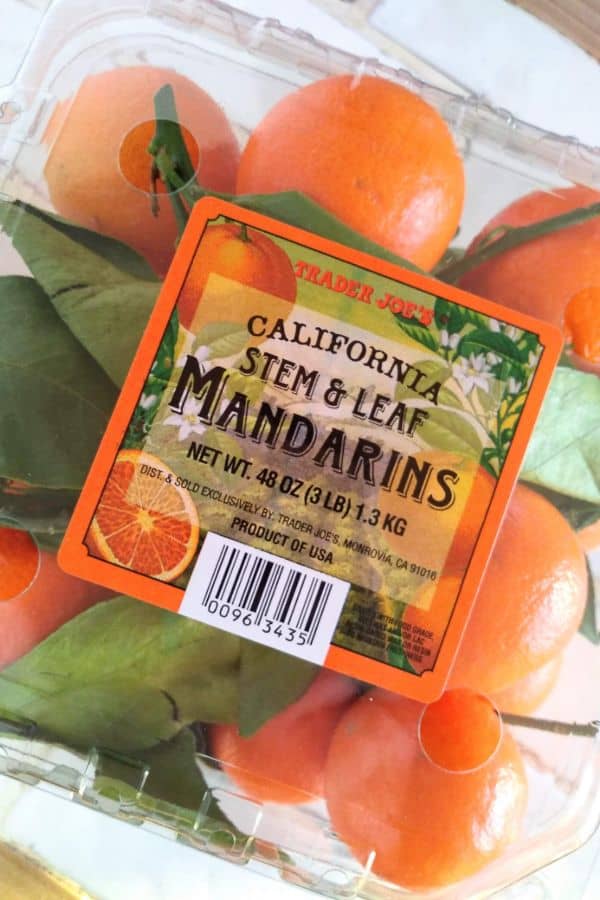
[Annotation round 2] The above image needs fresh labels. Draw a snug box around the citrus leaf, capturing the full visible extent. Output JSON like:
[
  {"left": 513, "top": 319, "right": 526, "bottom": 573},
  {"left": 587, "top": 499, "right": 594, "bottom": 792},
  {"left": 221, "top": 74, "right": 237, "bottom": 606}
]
[
  {"left": 238, "top": 641, "right": 318, "bottom": 737},
  {"left": 521, "top": 368, "right": 600, "bottom": 503},
  {"left": 0, "top": 596, "right": 241, "bottom": 752},
  {"left": 417, "top": 408, "right": 483, "bottom": 458},
  {"left": 0, "top": 480, "right": 78, "bottom": 545},
  {"left": 394, "top": 320, "right": 439, "bottom": 352},
  {"left": 94, "top": 731, "right": 248, "bottom": 844},
  {"left": 0, "top": 200, "right": 158, "bottom": 281},
  {"left": 434, "top": 297, "right": 464, "bottom": 333},
  {"left": 527, "top": 484, "right": 600, "bottom": 532},
  {"left": 46, "top": 281, "right": 159, "bottom": 387},
  {"left": 96, "top": 729, "right": 223, "bottom": 817},
  {"left": 196, "top": 321, "right": 249, "bottom": 359},
  {"left": 0, "top": 199, "right": 160, "bottom": 386},
  {"left": 0, "top": 276, "right": 117, "bottom": 490},
  {"left": 231, "top": 190, "right": 423, "bottom": 274},
  {"left": 457, "top": 328, "right": 524, "bottom": 364}
]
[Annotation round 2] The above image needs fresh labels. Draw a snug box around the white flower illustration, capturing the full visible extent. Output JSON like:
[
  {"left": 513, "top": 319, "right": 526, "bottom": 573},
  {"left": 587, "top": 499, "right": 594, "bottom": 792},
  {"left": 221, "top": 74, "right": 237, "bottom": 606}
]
[
  {"left": 176, "top": 343, "right": 210, "bottom": 369},
  {"left": 452, "top": 353, "right": 492, "bottom": 396},
  {"left": 489, "top": 318, "right": 522, "bottom": 342},
  {"left": 164, "top": 397, "right": 207, "bottom": 441},
  {"left": 440, "top": 329, "right": 460, "bottom": 350},
  {"left": 486, "top": 351, "right": 502, "bottom": 367},
  {"left": 507, "top": 376, "right": 522, "bottom": 395},
  {"left": 504, "top": 325, "right": 522, "bottom": 341},
  {"left": 140, "top": 393, "right": 158, "bottom": 410}
]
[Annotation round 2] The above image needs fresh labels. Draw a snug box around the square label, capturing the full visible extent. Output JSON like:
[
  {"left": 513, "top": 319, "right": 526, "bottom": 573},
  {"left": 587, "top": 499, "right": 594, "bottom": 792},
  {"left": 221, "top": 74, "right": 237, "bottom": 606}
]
[{"left": 59, "top": 197, "right": 562, "bottom": 702}]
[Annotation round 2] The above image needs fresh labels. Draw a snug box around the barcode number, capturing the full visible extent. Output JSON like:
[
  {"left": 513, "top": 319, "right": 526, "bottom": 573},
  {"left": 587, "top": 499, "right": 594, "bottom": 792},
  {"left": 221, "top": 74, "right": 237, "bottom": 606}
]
[{"left": 181, "top": 533, "right": 350, "bottom": 664}]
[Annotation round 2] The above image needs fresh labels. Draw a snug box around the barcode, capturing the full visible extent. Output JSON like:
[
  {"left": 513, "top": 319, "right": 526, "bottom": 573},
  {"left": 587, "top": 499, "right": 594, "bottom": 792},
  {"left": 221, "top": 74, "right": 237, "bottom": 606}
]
[{"left": 180, "top": 533, "right": 350, "bottom": 664}]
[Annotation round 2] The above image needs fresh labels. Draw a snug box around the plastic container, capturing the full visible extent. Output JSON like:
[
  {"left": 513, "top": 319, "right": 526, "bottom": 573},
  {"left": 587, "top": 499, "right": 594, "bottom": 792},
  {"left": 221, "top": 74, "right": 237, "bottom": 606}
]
[{"left": 0, "top": 1, "right": 599, "bottom": 898}]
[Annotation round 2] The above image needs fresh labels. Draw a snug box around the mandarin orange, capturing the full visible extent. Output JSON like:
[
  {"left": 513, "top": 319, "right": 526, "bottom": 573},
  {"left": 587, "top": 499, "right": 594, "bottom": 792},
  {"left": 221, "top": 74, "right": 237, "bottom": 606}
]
[
  {"left": 325, "top": 688, "right": 527, "bottom": 889},
  {"left": 237, "top": 74, "right": 464, "bottom": 270},
  {"left": 0, "top": 549, "right": 109, "bottom": 670},
  {"left": 0, "top": 525, "right": 39, "bottom": 602},
  {"left": 459, "top": 186, "right": 600, "bottom": 369},
  {"left": 209, "top": 670, "right": 358, "bottom": 804},
  {"left": 45, "top": 66, "right": 239, "bottom": 275},
  {"left": 449, "top": 483, "right": 587, "bottom": 693}
]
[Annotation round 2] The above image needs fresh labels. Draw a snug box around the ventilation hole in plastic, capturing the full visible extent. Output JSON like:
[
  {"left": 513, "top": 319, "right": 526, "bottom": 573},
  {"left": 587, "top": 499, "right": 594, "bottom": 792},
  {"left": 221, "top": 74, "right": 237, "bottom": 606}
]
[
  {"left": 319, "top": 867, "right": 353, "bottom": 888},
  {"left": 118, "top": 120, "right": 200, "bottom": 197},
  {"left": 418, "top": 688, "right": 502, "bottom": 774},
  {"left": 0, "top": 101, "right": 20, "bottom": 125},
  {"left": 0, "top": 519, "right": 41, "bottom": 602}
]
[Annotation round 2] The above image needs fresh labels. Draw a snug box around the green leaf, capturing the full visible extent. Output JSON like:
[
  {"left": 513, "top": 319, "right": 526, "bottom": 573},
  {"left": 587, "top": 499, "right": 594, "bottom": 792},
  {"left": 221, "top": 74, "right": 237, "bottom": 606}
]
[
  {"left": 238, "top": 641, "right": 318, "bottom": 737},
  {"left": 196, "top": 321, "right": 249, "bottom": 359},
  {"left": 0, "top": 479, "right": 78, "bottom": 545},
  {"left": 579, "top": 559, "right": 600, "bottom": 645},
  {"left": 521, "top": 368, "right": 600, "bottom": 503},
  {"left": 0, "top": 199, "right": 160, "bottom": 386},
  {"left": 394, "top": 359, "right": 463, "bottom": 410},
  {"left": 457, "top": 328, "right": 524, "bottom": 365},
  {"left": 434, "top": 297, "right": 464, "bottom": 333},
  {"left": 232, "top": 190, "right": 422, "bottom": 274},
  {"left": 0, "top": 200, "right": 158, "bottom": 281},
  {"left": 50, "top": 282, "right": 160, "bottom": 387},
  {"left": 96, "top": 729, "right": 204, "bottom": 811},
  {"left": 0, "top": 277, "right": 117, "bottom": 490},
  {"left": 527, "top": 484, "right": 600, "bottom": 532},
  {"left": 94, "top": 730, "right": 248, "bottom": 843},
  {"left": 0, "top": 596, "right": 241, "bottom": 752},
  {"left": 417, "top": 408, "right": 483, "bottom": 458},
  {"left": 394, "top": 319, "right": 439, "bottom": 352}
]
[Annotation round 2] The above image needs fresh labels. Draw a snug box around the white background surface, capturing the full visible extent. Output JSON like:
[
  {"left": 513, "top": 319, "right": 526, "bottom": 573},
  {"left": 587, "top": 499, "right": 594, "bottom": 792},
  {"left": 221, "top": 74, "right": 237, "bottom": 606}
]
[{"left": 1, "top": 1, "right": 599, "bottom": 898}]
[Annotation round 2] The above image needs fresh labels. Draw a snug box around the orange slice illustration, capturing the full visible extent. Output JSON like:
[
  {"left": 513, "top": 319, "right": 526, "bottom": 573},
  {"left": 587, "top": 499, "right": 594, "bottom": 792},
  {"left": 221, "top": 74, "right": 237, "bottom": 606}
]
[{"left": 87, "top": 449, "right": 200, "bottom": 582}]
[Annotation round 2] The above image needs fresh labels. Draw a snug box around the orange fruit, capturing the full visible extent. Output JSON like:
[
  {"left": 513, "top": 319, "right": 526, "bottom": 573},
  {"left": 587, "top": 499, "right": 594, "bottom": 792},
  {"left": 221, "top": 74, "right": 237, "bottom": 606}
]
[
  {"left": 459, "top": 186, "right": 600, "bottom": 370},
  {"left": 564, "top": 287, "right": 600, "bottom": 367},
  {"left": 419, "top": 688, "right": 501, "bottom": 772},
  {"left": 325, "top": 688, "right": 527, "bottom": 889},
  {"left": 491, "top": 654, "right": 562, "bottom": 716},
  {"left": 87, "top": 449, "right": 200, "bottom": 582},
  {"left": 377, "top": 452, "right": 495, "bottom": 579},
  {"left": 0, "top": 525, "right": 39, "bottom": 602},
  {"left": 449, "top": 483, "right": 587, "bottom": 694},
  {"left": 178, "top": 222, "right": 297, "bottom": 331},
  {"left": 44, "top": 66, "right": 240, "bottom": 276},
  {"left": 236, "top": 74, "right": 464, "bottom": 270},
  {"left": 209, "top": 670, "right": 358, "bottom": 804},
  {"left": 0, "top": 549, "right": 109, "bottom": 670}
]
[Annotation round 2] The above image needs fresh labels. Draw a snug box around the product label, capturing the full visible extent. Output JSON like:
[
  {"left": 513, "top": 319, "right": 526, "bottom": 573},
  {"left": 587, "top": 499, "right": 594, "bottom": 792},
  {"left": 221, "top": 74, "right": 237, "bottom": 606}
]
[{"left": 59, "top": 198, "right": 562, "bottom": 702}]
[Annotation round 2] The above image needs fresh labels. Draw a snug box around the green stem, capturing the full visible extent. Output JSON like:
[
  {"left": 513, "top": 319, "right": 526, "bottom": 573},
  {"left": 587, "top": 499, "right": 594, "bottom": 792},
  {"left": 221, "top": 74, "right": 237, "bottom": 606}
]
[
  {"left": 148, "top": 85, "right": 203, "bottom": 233},
  {"left": 438, "top": 202, "right": 600, "bottom": 284},
  {"left": 150, "top": 85, "right": 197, "bottom": 187},
  {"left": 501, "top": 713, "right": 599, "bottom": 738}
]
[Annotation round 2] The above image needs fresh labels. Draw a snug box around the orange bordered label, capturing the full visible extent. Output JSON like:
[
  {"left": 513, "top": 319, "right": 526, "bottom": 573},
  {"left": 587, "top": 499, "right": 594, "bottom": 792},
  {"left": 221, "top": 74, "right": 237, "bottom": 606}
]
[{"left": 59, "top": 198, "right": 562, "bottom": 703}]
